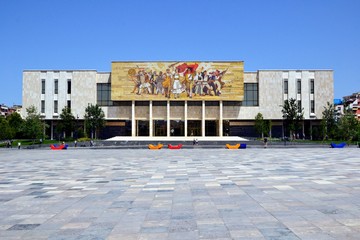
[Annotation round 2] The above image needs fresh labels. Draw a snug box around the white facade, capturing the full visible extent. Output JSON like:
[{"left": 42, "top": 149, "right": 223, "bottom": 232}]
[
  {"left": 239, "top": 70, "right": 333, "bottom": 120},
  {"left": 22, "top": 70, "right": 99, "bottom": 119},
  {"left": 22, "top": 67, "right": 333, "bottom": 139}
]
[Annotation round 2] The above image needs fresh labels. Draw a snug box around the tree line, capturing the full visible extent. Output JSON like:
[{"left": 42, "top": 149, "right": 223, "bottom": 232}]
[
  {"left": 0, "top": 104, "right": 105, "bottom": 142},
  {"left": 255, "top": 98, "right": 360, "bottom": 142}
]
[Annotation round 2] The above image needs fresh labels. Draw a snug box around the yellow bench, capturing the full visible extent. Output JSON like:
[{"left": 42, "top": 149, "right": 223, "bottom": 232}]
[
  {"left": 148, "top": 144, "right": 163, "bottom": 150},
  {"left": 226, "top": 143, "right": 240, "bottom": 149}
]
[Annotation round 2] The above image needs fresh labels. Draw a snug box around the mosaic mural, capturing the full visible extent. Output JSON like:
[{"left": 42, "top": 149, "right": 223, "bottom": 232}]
[{"left": 111, "top": 61, "right": 244, "bottom": 100}]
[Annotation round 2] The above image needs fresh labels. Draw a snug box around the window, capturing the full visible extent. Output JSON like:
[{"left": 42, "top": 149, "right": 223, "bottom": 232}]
[
  {"left": 67, "top": 79, "right": 71, "bottom": 94},
  {"left": 297, "top": 100, "right": 302, "bottom": 112},
  {"left": 188, "top": 101, "right": 202, "bottom": 106},
  {"left": 243, "top": 83, "right": 258, "bottom": 106},
  {"left": 284, "top": 79, "right": 288, "bottom": 94},
  {"left": 310, "top": 79, "right": 314, "bottom": 94},
  {"left": 223, "top": 101, "right": 241, "bottom": 106},
  {"left": 41, "top": 79, "right": 45, "bottom": 94},
  {"left": 170, "top": 101, "right": 185, "bottom": 107},
  {"left": 54, "top": 79, "right": 58, "bottom": 94},
  {"left": 97, "top": 83, "right": 113, "bottom": 106},
  {"left": 153, "top": 101, "right": 167, "bottom": 107},
  {"left": 297, "top": 80, "right": 301, "bottom": 94},
  {"left": 205, "top": 101, "right": 219, "bottom": 106},
  {"left": 54, "top": 100, "right": 58, "bottom": 113},
  {"left": 41, "top": 100, "right": 45, "bottom": 113},
  {"left": 311, "top": 100, "right": 315, "bottom": 113},
  {"left": 67, "top": 100, "right": 71, "bottom": 109}
]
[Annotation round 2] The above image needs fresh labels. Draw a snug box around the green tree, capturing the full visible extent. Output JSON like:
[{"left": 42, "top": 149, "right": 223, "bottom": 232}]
[
  {"left": 22, "top": 106, "right": 44, "bottom": 142},
  {"left": 254, "top": 113, "right": 271, "bottom": 138},
  {"left": 337, "top": 109, "right": 360, "bottom": 142},
  {"left": 0, "top": 117, "right": 13, "bottom": 140},
  {"left": 7, "top": 112, "right": 24, "bottom": 138},
  {"left": 321, "top": 102, "right": 337, "bottom": 140},
  {"left": 59, "top": 106, "right": 75, "bottom": 138},
  {"left": 265, "top": 120, "right": 272, "bottom": 138},
  {"left": 254, "top": 113, "right": 265, "bottom": 138},
  {"left": 84, "top": 104, "right": 105, "bottom": 139},
  {"left": 281, "top": 98, "right": 304, "bottom": 139}
]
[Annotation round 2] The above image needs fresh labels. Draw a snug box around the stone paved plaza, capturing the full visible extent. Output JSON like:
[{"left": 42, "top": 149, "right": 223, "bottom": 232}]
[{"left": 0, "top": 148, "right": 359, "bottom": 240}]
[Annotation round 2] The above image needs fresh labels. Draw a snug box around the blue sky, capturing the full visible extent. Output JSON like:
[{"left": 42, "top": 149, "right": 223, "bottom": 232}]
[{"left": 1, "top": 0, "right": 359, "bottom": 106}]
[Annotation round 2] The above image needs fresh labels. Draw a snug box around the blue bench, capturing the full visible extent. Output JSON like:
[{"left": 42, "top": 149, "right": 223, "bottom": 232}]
[{"left": 330, "top": 142, "right": 346, "bottom": 148}]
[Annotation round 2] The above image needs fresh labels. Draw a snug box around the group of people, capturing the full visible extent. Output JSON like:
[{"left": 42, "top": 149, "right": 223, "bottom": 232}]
[
  {"left": 129, "top": 65, "right": 227, "bottom": 99},
  {"left": 5, "top": 139, "right": 13, "bottom": 148},
  {"left": 4, "top": 139, "right": 21, "bottom": 149}
]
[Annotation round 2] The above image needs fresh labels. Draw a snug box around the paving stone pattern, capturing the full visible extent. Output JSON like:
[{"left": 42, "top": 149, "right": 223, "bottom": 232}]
[{"left": 0, "top": 148, "right": 359, "bottom": 239}]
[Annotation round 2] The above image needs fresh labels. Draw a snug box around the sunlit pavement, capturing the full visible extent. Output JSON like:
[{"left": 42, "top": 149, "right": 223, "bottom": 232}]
[{"left": 0, "top": 148, "right": 359, "bottom": 239}]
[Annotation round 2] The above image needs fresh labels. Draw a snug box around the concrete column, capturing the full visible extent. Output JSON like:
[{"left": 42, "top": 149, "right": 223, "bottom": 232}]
[
  {"left": 167, "top": 100, "right": 170, "bottom": 137},
  {"left": 184, "top": 101, "right": 188, "bottom": 137},
  {"left": 219, "top": 101, "right": 223, "bottom": 137},
  {"left": 302, "top": 121, "right": 305, "bottom": 139},
  {"left": 202, "top": 100, "right": 205, "bottom": 137},
  {"left": 131, "top": 100, "right": 136, "bottom": 137},
  {"left": 149, "top": 101, "right": 153, "bottom": 137},
  {"left": 51, "top": 121, "right": 54, "bottom": 140}
]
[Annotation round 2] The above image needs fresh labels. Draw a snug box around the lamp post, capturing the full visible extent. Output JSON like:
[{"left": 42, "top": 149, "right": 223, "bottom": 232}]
[
  {"left": 282, "top": 115, "right": 284, "bottom": 140},
  {"left": 282, "top": 114, "right": 287, "bottom": 145},
  {"left": 76, "top": 114, "right": 79, "bottom": 139}
]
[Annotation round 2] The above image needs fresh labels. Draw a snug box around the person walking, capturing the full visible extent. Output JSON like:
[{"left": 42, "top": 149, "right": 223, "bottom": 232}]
[{"left": 264, "top": 137, "right": 268, "bottom": 148}]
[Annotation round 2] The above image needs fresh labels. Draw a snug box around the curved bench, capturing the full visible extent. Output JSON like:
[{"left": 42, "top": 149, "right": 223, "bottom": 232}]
[
  {"left": 330, "top": 142, "right": 346, "bottom": 148},
  {"left": 148, "top": 144, "right": 163, "bottom": 150},
  {"left": 226, "top": 143, "right": 240, "bottom": 149},
  {"left": 50, "top": 144, "right": 68, "bottom": 150},
  {"left": 168, "top": 144, "right": 183, "bottom": 149}
]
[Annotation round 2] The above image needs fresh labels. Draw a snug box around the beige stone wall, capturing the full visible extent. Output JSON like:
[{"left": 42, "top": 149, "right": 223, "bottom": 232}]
[
  {"left": 22, "top": 71, "right": 41, "bottom": 117},
  {"left": 96, "top": 72, "right": 110, "bottom": 83},
  {"left": 205, "top": 106, "right": 219, "bottom": 119},
  {"left": 104, "top": 106, "right": 131, "bottom": 119},
  {"left": 187, "top": 105, "right": 202, "bottom": 119},
  {"left": 257, "top": 71, "right": 284, "bottom": 119},
  {"left": 170, "top": 105, "right": 184, "bottom": 119},
  {"left": 135, "top": 105, "right": 149, "bottom": 119},
  {"left": 244, "top": 72, "right": 257, "bottom": 83},
  {"left": 72, "top": 71, "right": 97, "bottom": 119},
  {"left": 314, "top": 71, "right": 333, "bottom": 119},
  {"left": 223, "top": 104, "right": 240, "bottom": 119},
  {"left": 153, "top": 105, "right": 167, "bottom": 119}
]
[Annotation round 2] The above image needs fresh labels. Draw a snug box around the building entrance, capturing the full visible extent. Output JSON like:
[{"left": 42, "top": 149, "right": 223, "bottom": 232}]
[
  {"left": 187, "top": 120, "right": 201, "bottom": 136},
  {"left": 154, "top": 120, "right": 167, "bottom": 136},
  {"left": 170, "top": 120, "right": 184, "bottom": 136},
  {"left": 205, "top": 120, "right": 218, "bottom": 136},
  {"left": 137, "top": 120, "right": 149, "bottom": 136}
]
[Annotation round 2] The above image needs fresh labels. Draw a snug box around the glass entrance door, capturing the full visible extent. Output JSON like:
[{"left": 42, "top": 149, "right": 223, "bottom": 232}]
[
  {"left": 170, "top": 120, "right": 184, "bottom": 136},
  {"left": 154, "top": 120, "right": 167, "bottom": 136},
  {"left": 137, "top": 120, "right": 149, "bottom": 136},
  {"left": 205, "top": 120, "right": 218, "bottom": 136},
  {"left": 187, "top": 120, "right": 201, "bottom": 136}
]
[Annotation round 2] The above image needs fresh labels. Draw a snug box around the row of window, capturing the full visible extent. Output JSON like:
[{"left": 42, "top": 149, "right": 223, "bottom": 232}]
[
  {"left": 284, "top": 79, "right": 314, "bottom": 95},
  {"left": 41, "top": 100, "right": 71, "bottom": 114},
  {"left": 296, "top": 100, "right": 315, "bottom": 114},
  {"left": 41, "top": 79, "right": 72, "bottom": 94},
  {"left": 97, "top": 83, "right": 112, "bottom": 106},
  {"left": 40, "top": 82, "right": 313, "bottom": 113},
  {"left": 96, "top": 83, "right": 260, "bottom": 107}
]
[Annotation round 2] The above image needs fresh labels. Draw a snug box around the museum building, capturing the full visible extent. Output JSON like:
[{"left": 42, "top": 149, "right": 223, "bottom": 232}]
[{"left": 22, "top": 61, "right": 333, "bottom": 140}]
